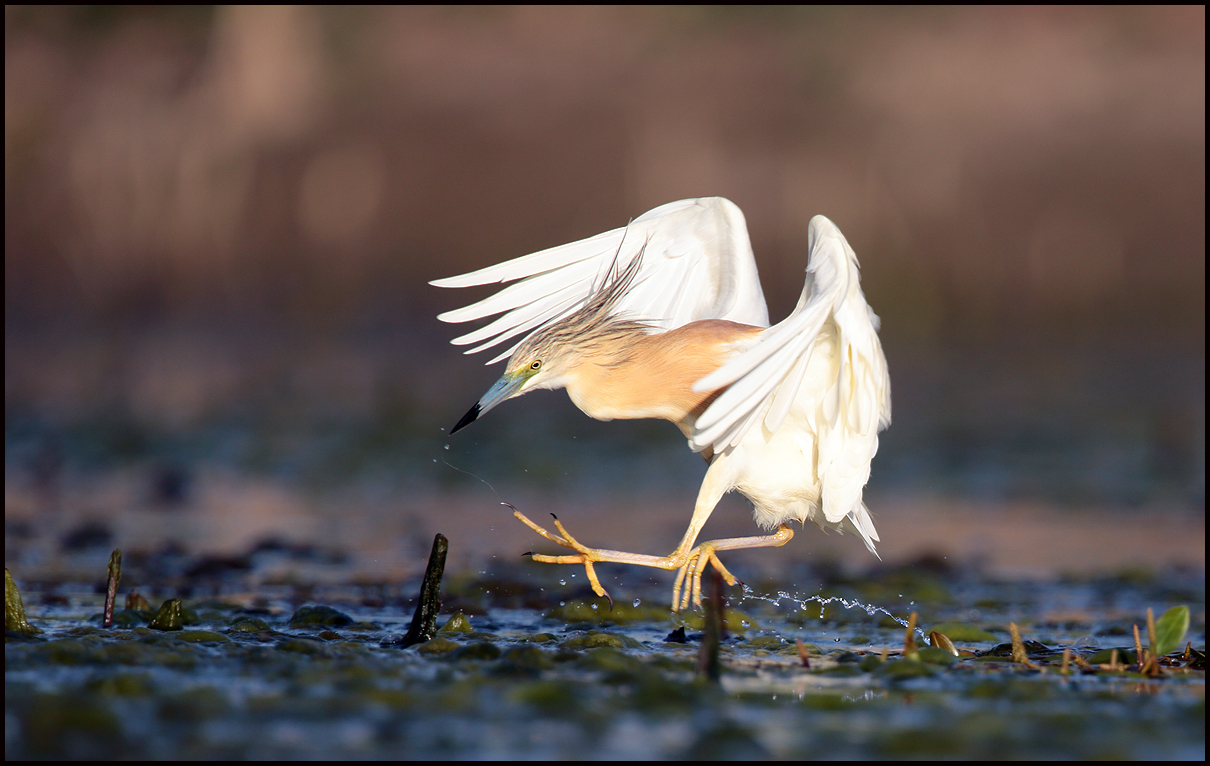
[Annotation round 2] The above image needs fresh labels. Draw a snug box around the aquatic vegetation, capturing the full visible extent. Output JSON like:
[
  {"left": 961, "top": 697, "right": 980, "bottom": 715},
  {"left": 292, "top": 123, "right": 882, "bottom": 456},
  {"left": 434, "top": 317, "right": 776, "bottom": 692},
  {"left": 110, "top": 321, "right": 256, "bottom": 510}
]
[{"left": 3, "top": 551, "right": 1204, "bottom": 759}]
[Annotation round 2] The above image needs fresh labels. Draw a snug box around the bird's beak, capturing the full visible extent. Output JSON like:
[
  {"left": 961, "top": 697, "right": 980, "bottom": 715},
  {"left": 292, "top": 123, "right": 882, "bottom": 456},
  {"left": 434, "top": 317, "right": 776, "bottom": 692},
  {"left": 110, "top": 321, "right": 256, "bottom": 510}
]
[{"left": 450, "top": 371, "right": 525, "bottom": 434}]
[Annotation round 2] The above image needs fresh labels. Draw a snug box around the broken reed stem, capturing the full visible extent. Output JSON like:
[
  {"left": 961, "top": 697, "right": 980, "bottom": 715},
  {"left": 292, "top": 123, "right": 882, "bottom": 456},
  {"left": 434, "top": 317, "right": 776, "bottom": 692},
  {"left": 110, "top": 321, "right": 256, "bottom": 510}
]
[
  {"left": 697, "top": 568, "right": 724, "bottom": 682},
  {"left": 1144, "top": 607, "right": 1161, "bottom": 676},
  {"left": 402, "top": 534, "right": 448, "bottom": 648},
  {"left": 125, "top": 589, "right": 151, "bottom": 612},
  {"left": 796, "top": 638, "right": 810, "bottom": 668},
  {"left": 1009, "top": 622, "right": 1040, "bottom": 669},
  {"left": 1061, "top": 647, "right": 1071, "bottom": 676},
  {"left": 103, "top": 549, "right": 122, "bottom": 629},
  {"left": 904, "top": 611, "right": 917, "bottom": 656},
  {"left": 1009, "top": 622, "right": 1026, "bottom": 663},
  {"left": 1133, "top": 623, "right": 1145, "bottom": 672}
]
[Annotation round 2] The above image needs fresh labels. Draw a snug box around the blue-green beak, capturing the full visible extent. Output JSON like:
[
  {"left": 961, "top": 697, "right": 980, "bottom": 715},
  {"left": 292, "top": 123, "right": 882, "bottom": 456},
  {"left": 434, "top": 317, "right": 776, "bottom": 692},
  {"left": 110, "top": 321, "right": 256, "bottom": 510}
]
[{"left": 450, "top": 372, "right": 525, "bottom": 434}]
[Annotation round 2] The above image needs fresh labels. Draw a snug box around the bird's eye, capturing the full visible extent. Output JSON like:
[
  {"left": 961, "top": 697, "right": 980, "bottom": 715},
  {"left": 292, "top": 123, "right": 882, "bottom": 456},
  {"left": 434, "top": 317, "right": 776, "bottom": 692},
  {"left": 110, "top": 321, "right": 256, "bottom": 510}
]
[{"left": 530, "top": 360, "right": 542, "bottom": 371}]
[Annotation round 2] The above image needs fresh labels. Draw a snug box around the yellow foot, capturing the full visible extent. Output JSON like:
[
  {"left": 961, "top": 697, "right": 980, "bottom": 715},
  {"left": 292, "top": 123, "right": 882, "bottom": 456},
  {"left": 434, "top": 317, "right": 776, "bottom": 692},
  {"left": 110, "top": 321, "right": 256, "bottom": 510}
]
[
  {"left": 672, "top": 544, "right": 740, "bottom": 612},
  {"left": 508, "top": 504, "right": 613, "bottom": 608}
]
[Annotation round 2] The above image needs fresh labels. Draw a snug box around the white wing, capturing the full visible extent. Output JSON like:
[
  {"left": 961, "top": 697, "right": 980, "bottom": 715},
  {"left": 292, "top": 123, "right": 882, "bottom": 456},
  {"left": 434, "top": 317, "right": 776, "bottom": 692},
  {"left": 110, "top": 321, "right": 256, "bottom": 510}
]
[
  {"left": 430, "top": 197, "right": 770, "bottom": 364},
  {"left": 690, "top": 215, "right": 891, "bottom": 522}
]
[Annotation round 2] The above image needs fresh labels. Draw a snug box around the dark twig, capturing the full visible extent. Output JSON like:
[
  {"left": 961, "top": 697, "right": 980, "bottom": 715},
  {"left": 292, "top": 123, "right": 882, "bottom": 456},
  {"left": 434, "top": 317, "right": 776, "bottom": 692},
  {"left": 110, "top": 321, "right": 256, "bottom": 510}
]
[
  {"left": 697, "top": 568, "right": 724, "bottom": 682},
  {"left": 103, "top": 549, "right": 122, "bottom": 629},
  {"left": 402, "top": 533, "right": 449, "bottom": 647}
]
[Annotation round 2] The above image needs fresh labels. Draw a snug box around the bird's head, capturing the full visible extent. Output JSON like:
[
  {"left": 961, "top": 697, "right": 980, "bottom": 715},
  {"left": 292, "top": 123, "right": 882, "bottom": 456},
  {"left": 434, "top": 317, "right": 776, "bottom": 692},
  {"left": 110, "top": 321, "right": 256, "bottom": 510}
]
[
  {"left": 449, "top": 251, "right": 648, "bottom": 435},
  {"left": 449, "top": 329, "right": 576, "bottom": 434}
]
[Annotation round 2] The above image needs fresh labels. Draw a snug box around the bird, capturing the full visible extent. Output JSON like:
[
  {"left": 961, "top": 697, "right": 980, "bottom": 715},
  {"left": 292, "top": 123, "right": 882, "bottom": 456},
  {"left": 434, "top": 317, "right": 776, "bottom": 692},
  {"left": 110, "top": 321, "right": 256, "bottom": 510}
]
[{"left": 431, "top": 197, "right": 890, "bottom": 611}]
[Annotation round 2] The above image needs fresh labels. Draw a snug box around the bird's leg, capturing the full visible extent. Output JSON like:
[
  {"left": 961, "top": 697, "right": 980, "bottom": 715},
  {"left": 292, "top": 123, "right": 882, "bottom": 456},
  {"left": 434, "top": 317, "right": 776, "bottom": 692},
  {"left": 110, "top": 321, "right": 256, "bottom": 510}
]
[
  {"left": 673, "top": 524, "right": 795, "bottom": 611},
  {"left": 511, "top": 461, "right": 736, "bottom": 610}
]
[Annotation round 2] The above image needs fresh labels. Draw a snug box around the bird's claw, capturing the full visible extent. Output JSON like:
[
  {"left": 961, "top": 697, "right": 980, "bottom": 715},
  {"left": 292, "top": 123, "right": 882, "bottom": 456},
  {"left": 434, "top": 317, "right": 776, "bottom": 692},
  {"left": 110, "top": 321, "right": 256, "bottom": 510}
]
[
  {"left": 511, "top": 506, "right": 613, "bottom": 604},
  {"left": 671, "top": 544, "right": 739, "bottom": 611}
]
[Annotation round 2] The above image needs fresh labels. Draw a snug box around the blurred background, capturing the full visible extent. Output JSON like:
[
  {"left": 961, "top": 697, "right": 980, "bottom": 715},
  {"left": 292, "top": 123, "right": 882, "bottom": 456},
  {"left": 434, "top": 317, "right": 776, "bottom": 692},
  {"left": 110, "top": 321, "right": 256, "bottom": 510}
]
[{"left": 5, "top": 7, "right": 1204, "bottom": 587}]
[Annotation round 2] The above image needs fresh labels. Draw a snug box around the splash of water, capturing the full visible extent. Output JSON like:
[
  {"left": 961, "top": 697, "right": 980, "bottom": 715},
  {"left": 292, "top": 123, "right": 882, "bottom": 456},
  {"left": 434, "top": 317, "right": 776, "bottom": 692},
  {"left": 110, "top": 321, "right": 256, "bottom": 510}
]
[{"left": 739, "top": 584, "right": 928, "bottom": 642}]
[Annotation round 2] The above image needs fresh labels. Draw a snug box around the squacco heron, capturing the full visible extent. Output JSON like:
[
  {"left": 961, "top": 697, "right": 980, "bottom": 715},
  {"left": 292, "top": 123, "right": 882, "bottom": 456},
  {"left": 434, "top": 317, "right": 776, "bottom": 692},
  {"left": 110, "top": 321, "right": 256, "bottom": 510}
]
[{"left": 432, "top": 197, "right": 890, "bottom": 611}]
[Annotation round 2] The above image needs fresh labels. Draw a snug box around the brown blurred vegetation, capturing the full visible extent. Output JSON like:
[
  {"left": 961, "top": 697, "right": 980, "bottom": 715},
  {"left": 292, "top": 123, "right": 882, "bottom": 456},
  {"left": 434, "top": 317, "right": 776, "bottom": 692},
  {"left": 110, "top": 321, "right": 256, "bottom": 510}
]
[
  {"left": 3, "top": 6, "right": 1205, "bottom": 576},
  {"left": 6, "top": 6, "right": 1203, "bottom": 336},
  {"left": 4, "top": 7, "right": 1204, "bottom": 508}
]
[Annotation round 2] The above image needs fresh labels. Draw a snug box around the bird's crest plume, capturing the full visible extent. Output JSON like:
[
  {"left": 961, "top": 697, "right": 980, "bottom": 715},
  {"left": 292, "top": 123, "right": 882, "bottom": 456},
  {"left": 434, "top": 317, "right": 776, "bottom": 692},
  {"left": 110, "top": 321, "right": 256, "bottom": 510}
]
[{"left": 512, "top": 237, "right": 651, "bottom": 365}]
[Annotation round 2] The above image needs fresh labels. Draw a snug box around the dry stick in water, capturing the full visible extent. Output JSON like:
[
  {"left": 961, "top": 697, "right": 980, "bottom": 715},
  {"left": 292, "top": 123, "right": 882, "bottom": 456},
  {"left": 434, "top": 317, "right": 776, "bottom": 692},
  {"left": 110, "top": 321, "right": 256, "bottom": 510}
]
[
  {"left": 402, "top": 534, "right": 448, "bottom": 647},
  {"left": 103, "top": 549, "right": 122, "bottom": 629},
  {"left": 697, "top": 568, "right": 724, "bottom": 682}
]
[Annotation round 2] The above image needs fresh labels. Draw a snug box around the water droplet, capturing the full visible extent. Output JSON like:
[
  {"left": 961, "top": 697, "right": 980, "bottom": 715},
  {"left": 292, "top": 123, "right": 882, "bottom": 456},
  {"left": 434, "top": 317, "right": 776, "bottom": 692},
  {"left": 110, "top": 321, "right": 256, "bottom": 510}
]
[
  {"left": 632, "top": 598, "right": 641, "bottom": 607},
  {"left": 591, "top": 603, "right": 598, "bottom": 611},
  {"left": 834, "top": 637, "right": 841, "bottom": 642},
  {"left": 443, "top": 444, "right": 450, "bottom": 450},
  {"left": 559, "top": 601, "right": 565, "bottom": 606},
  {"left": 559, "top": 579, "right": 566, "bottom": 585}
]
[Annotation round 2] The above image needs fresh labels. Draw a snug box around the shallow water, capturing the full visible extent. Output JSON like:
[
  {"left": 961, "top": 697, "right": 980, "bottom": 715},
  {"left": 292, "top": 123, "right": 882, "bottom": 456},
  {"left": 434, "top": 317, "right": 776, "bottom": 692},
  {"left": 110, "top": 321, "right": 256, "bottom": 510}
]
[{"left": 5, "top": 555, "right": 1204, "bottom": 760}]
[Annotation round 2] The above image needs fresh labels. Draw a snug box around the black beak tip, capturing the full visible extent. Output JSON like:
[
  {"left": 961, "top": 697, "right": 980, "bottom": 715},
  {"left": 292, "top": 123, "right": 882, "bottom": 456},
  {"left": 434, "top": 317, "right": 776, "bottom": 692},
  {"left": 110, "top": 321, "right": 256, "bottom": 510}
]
[{"left": 450, "top": 402, "right": 481, "bottom": 435}]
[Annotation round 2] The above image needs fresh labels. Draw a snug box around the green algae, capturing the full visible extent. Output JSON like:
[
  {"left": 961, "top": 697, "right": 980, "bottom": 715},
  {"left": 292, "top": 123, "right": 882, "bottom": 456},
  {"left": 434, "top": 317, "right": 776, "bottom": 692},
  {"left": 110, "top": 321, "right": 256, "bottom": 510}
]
[
  {"left": 915, "top": 646, "right": 959, "bottom": 665},
  {"left": 492, "top": 645, "right": 556, "bottom": 676},
  {"left": 678, "top": 607, "right": 758, "bottom": 634},
  {"left": 545, "top": 598, "right": 669, "bottom": 624},
  {"left": 173, "top": 630, "right": 229, "bottom": 644},
  {"left": 107, "top": 609, "right": 148, "bottom": 628},
  {"left": 741, "top": 635, "right": 791, "bottom": 650},
  {"left": 148, "top": 599, "right": 184, "bottom": 631},
  {"left": 450, "top": 641, "right": 503, "bottom": 661},
  {"left": 230, "top": 617, "right": 272, "bottom": 633},
  {"left": 5, "top": 568, "right": 42, "bottom": 636},
  {"left": 438, "top": 612, "right": 473, "bottom": 633},
  {"left": 416, "top": 636, "right": 460, "bottom": 655},
  {"left": 558, "top": 630, "right": 644, "bottom": 651},
  {"left": 875, "top": 658, "right": 938, "bottom": 679},
  {"left": 927, "top": 622, "right": 999, "bottom": 642},
  {"left": 288, "top": 605, "right": 353, "bottom": 627},
  {"left": 1, "top": 570, "right": 1203, "bottom": 760}
]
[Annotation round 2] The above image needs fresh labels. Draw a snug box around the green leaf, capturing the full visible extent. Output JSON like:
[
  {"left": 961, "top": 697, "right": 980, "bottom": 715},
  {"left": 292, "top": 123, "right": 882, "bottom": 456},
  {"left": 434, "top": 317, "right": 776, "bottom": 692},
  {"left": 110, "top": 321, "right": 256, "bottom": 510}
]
[{"left": 1152, "top": 605, "right": 1190, "bottom": 658}]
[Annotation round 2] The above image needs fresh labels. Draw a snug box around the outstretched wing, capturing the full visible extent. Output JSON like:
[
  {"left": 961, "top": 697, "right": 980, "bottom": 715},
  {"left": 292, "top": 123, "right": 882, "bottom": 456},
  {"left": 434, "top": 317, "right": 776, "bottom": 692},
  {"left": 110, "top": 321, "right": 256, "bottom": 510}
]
[
  {"left": 430, "top": 197, "right": 770, "bottom": 364},
  {"left": 690, "top": 215, "right": 891, "bottom": 524}
]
